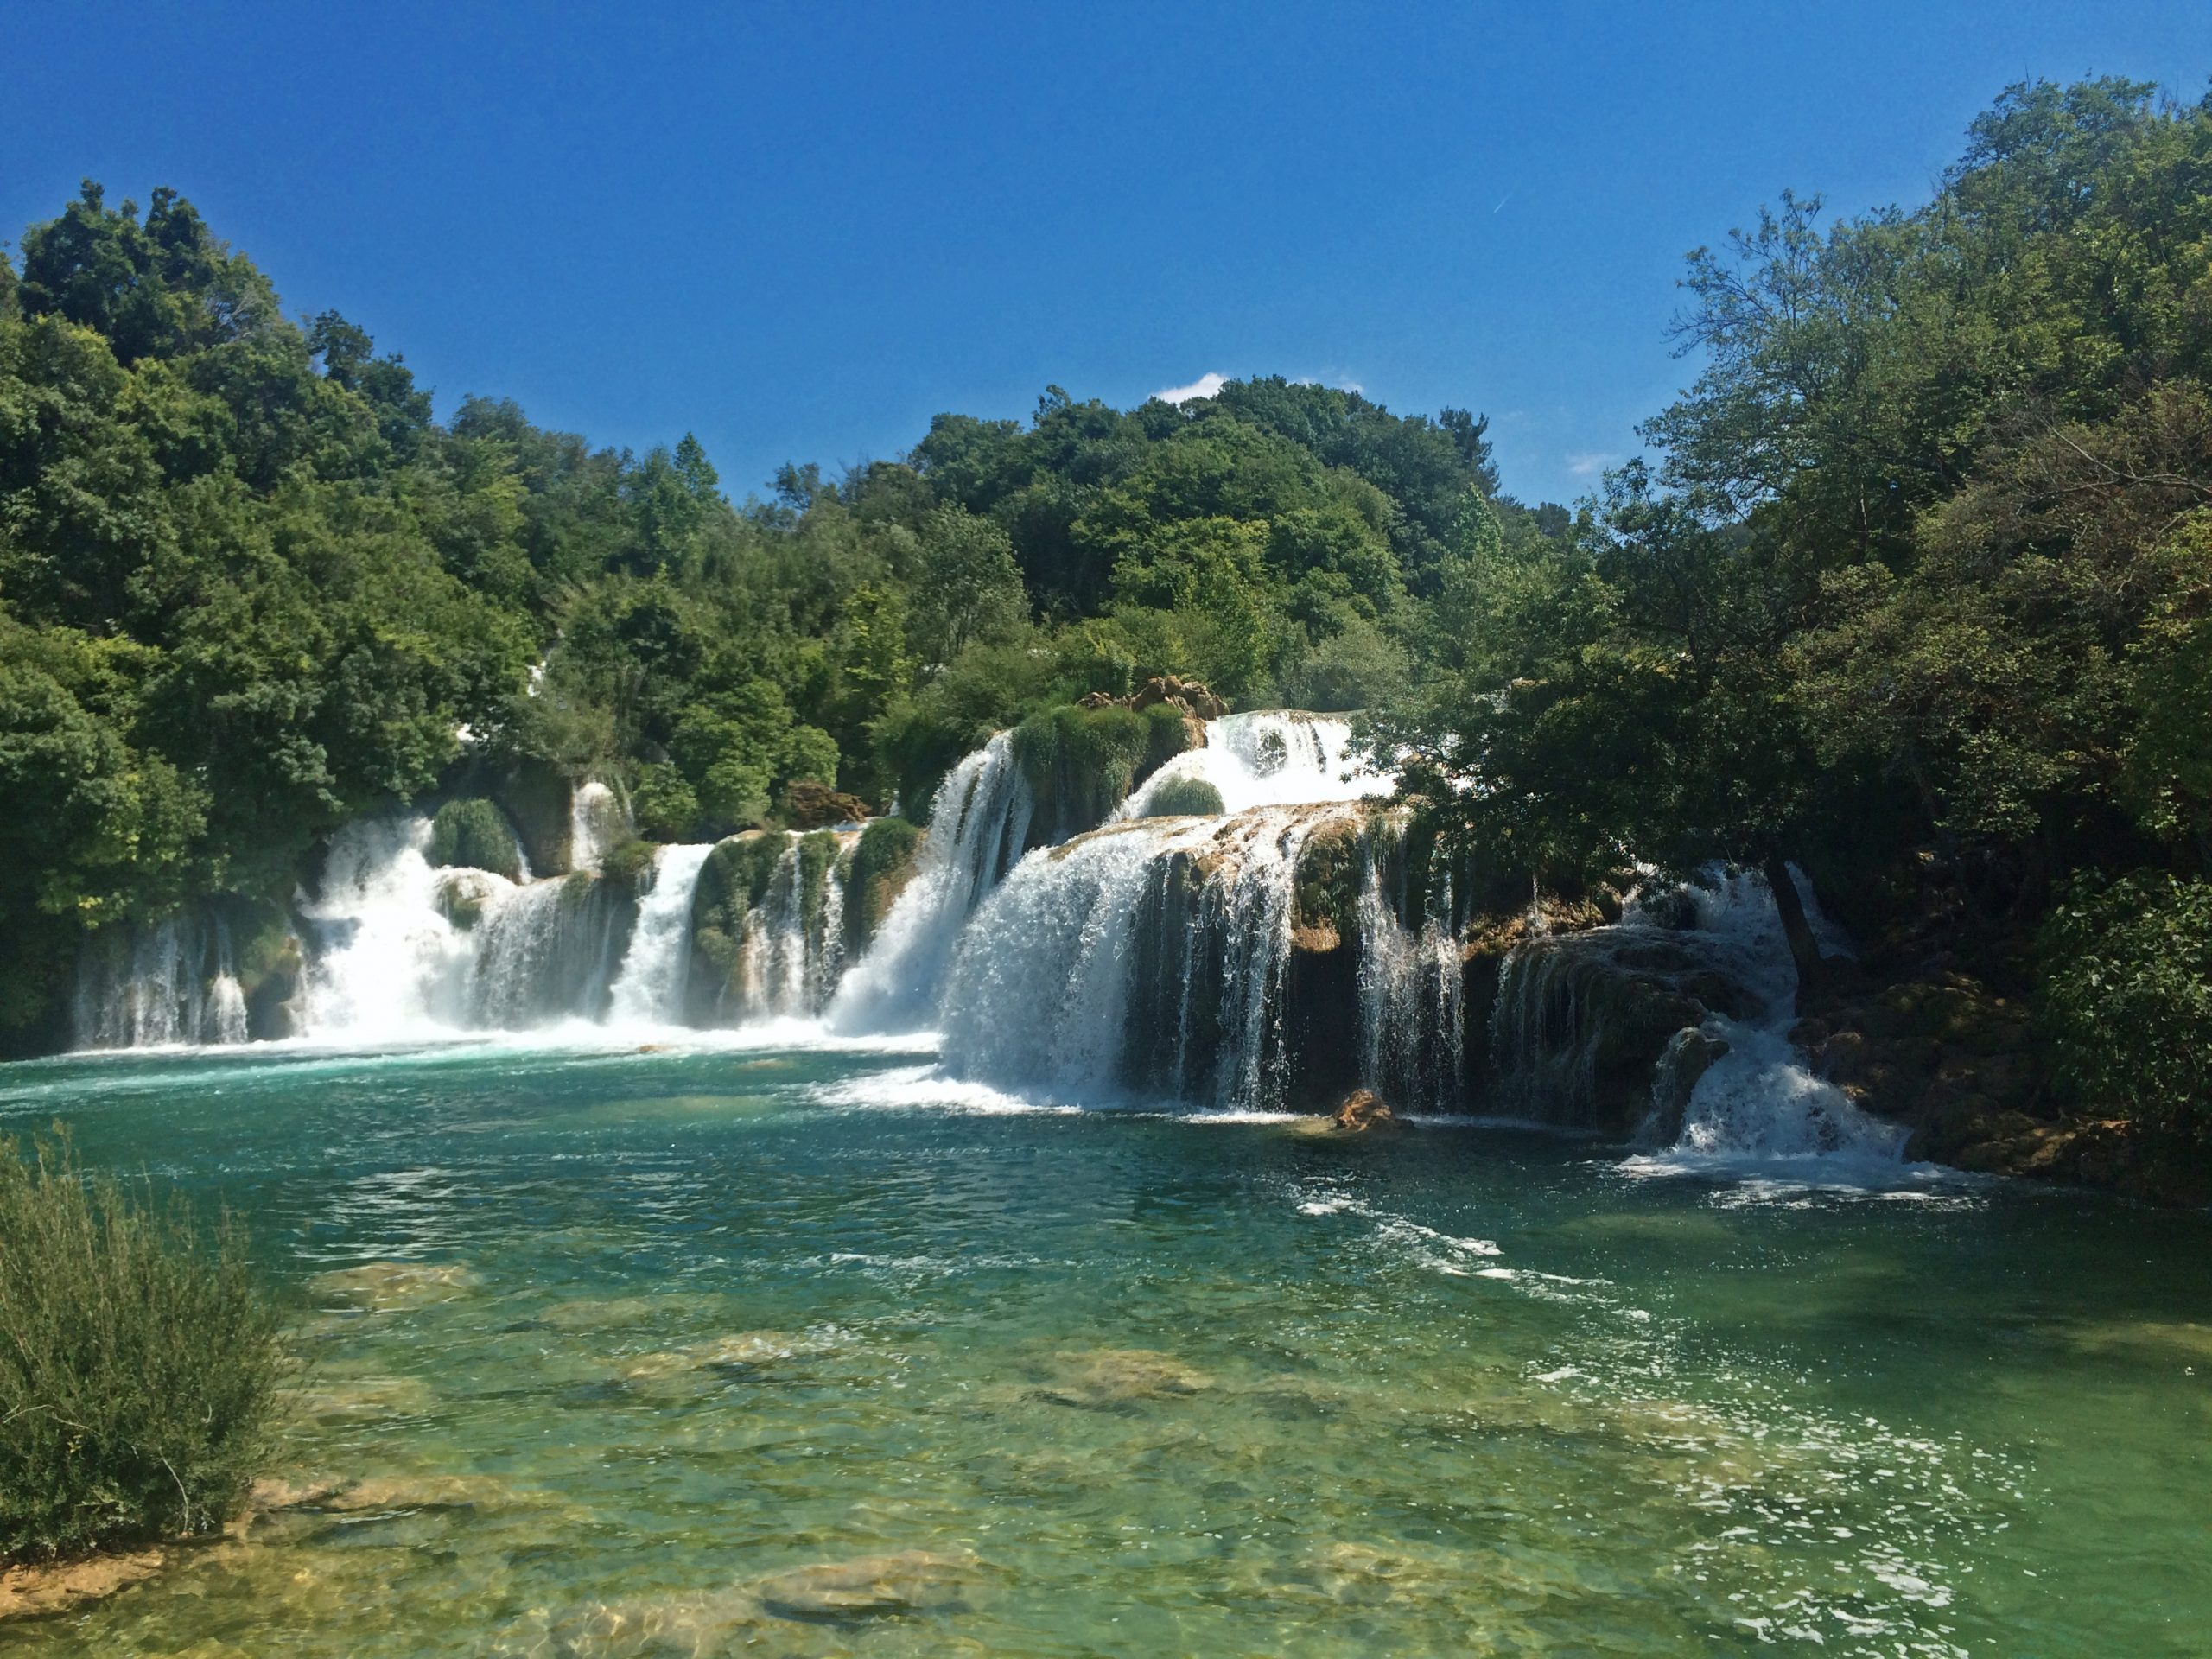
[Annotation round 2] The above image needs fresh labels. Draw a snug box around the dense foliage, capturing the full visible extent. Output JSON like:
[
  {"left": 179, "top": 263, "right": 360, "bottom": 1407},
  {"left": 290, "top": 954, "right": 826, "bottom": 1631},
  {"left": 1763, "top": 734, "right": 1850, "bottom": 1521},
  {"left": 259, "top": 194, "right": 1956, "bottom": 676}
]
[
  {"left": 0, "top": 181, "right": 1529, "bottom": 1051},
  {"left": 2040, "top": 874, "right": 2212, "bottom": 1133},
  {"left": 0, "top": 1134, "right": 286, "bottom": 1560},
  {"left": 1368, "top": 79, "right": 2212, "bottom": 1110}
]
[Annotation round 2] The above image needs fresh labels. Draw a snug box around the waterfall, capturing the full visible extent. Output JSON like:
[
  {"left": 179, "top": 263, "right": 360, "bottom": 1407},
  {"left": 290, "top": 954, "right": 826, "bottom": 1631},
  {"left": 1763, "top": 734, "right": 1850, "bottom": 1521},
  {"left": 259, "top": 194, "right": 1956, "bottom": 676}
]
[
  {"left": 1118, "top": 712, "right": 1388, "bottom": 817},
  {"left": 938, "top": 807, "right": 1342, "bottom": 1109},
  {"left": 465, "top": 872, "right": 636, "bottom": 1028},
  {"left": 295, "top": 815, "right": 639, "bottom": 1039},
  {"left": 1355, "top": 839, "right": 1466, "bottom": 1115},
  {"left": 569, "top": 780, "right": 626, "bottom": 874},
  {"left": 296, "top": 817, "right": 480, "bottom": 1039},
  {"left": 606, "top": 844, "right": 715, "bottom": 1027},
  {"left": 829, "top": 733, "right": 1033, "bottom": 1030},
  {"left": 1656, "top": 869, "right": 1904, "bottom": 1163},
  {"left": 73, "top": 912, "right": 251, "bottom": 1050},
  {"left": 718, "top": 836, "right": 849, "bottom": 1023}
]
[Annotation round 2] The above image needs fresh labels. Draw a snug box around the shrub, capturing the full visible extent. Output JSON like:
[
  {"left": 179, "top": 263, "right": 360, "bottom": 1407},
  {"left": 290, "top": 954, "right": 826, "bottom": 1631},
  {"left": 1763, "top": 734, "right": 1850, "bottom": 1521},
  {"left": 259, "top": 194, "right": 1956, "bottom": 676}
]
[
  {"left": 630, "top": 764, "right": 701, "bottom": 842},
  {"left": 427, "top": 798, "right": 522, "bottom": 880},
  {"left": 0, "top": 1134, "right": 286, "bottom": 1562},
  {"left": 1143, "top": 775, "right": 1225, "bottom": 817},
  {"left": 2040, "top": 873, "right": 2212, "bottom": 1134}
]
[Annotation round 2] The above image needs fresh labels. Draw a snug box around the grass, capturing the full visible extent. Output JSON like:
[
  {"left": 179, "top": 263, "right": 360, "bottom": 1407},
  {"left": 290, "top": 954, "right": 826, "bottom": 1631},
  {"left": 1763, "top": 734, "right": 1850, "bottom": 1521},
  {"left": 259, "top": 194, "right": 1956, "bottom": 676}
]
[{"left": 0, "top": 1132, "right": 287, "bottom": 1564}]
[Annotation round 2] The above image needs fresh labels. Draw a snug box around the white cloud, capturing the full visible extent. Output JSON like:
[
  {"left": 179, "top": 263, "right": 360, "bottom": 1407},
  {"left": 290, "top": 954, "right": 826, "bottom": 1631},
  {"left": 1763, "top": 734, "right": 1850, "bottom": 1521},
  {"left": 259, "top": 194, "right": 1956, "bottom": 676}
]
[
  {"left": 1154, "top": 372, "right": 1228, "bottom": 404},
  {"left": 1566, "top": 451, "right": 1621, "bottom": 478}
]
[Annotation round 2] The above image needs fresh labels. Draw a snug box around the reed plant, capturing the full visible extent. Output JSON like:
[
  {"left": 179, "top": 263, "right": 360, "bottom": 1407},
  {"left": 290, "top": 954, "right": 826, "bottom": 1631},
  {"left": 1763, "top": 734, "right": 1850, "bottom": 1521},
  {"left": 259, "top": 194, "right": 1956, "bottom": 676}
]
[{"left": 0, "top": 1132, "right": 286, "bottom": 1562}]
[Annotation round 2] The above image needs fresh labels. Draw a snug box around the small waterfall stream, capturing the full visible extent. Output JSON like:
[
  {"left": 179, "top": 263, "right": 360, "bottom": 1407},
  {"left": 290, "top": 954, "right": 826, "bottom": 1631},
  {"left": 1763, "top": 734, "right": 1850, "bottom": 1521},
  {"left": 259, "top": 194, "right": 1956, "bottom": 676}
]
[
  {"left": 605, "top": 844, "right": 715, "bottom": 1026},
  {"left": 828, "top": 733, "right": 1032, "bottom": 1032},
  {"left": 73, "top": 914, "right": 250, "bottom": 1049}
]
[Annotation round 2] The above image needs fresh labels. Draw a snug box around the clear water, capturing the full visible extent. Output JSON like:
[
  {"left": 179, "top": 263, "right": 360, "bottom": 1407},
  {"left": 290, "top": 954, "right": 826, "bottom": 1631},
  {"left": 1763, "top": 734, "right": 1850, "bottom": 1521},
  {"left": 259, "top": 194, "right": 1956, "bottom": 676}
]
[{"left": 3, "top": 1040, "right": 2209, "bottom": 1656}]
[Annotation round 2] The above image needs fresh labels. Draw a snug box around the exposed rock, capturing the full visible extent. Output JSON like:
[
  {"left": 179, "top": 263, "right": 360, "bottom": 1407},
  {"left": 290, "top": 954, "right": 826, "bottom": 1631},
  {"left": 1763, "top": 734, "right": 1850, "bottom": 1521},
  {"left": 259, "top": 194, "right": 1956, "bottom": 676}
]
[
  {"left": 782, "top": 780, "right": 869, "bottom": 829},
  {"left": 1126, "top": 675, "right": 1229, "bottom": 719},
  {"left": 0, "top": 1550, "right": 168, "bottom": 1621},
  {"left": 1331, "top": 1089, "right": 1399, "bottom": 1132},
  {"left": 1036, "top": 1348, "right": 1211, "bottom": 1408},
  {"left": 749, "top": 1548, "right": 980, "bottom": 1619},
  {"left": 310, "top": 1261, "right": 480, "bottom": 1310},
  {"left": 1076, "top": 690, "right": 1116, "bottom": 709},
  {"left": 1645, "top": 1027, "right": 1729, "bottom": 1144}
]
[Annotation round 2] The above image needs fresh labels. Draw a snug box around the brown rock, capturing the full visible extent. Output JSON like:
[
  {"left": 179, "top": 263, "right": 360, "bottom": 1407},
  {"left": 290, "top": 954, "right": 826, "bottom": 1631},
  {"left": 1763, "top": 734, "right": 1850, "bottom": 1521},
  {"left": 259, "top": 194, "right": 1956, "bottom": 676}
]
[
  {"left": 1076, "top": 690, "right": 1117, "bottom": 709},
  {"left": 1331, "top": 1089, "right": 1399, "bottom": 1132},
  {"left": 0, "top": 1552, "right": 167, "bottom": 1621},
  {"left": 782, "top": 780, "right": 870, "bottom": 829},
  {"left": 1128, "top": 676, "right": 1175, "bottom": 712}
]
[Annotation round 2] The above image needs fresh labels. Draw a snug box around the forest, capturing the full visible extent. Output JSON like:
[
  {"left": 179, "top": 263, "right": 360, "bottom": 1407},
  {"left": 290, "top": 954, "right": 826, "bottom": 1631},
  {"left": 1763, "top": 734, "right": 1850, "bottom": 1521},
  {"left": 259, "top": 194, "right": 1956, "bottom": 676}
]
[{"left": 3, "top": 78, "right": 2208, "bottom": 1147}]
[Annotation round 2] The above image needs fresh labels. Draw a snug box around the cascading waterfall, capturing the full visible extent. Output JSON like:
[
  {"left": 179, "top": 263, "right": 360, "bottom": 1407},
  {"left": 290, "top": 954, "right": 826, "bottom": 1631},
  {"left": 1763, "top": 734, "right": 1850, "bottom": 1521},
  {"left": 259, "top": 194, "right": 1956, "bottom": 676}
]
[
  {"left": 466, "top": 872, "right": 637, "bottom": 1029},
  {"left": 938, "top": 807, "right": 1340, "bottom": 1109},
  {"left": 569, "top": 780, "right": 626, "bottom": 874},
  {"left": 1355, "top": 841, "right": 1466, "bottom": 1115},
  {"left": 296, "top": 817, "right": 480, "bottom": 1039},
  {"left": 64, "top": 710, "right": 1908, "bottom": 1174},
  {"left": 298, "top": 815, "right": 640, "bottom": 1039},
  {"left": 73, "top": 913, "right": 250, "bottom": 1049},
  {"left": 728, "top": 841, "right": 823, "bottom": 1021},
  {"left": 605, "top": 844, "right": 715, "bottom": 1026},
  {"left": 1118, "top": 712, "right": 1387, "bottom": 817},
  {"left": 829, "top": 733, "right": 1033, "bottom": 1030},
  {"left": 1655, "top": 870, "right": 1904, "bottom": 1162}
]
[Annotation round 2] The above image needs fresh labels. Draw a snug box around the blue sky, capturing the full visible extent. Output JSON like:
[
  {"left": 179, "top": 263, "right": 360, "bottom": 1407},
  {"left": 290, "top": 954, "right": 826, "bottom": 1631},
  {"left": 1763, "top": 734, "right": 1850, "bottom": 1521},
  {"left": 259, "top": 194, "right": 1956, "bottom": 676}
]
[{"left": 6, "top": 2, "right": 2209, "bottom": 506}]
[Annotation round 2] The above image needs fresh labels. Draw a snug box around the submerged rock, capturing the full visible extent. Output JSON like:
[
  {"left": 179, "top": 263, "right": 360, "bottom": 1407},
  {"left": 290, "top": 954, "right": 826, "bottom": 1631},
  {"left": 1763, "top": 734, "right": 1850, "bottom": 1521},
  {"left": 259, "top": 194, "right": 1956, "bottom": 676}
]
[
  {"left": 311, "top": 1261, "right": 480, "bottom": 1310},
  {"left": 617, "top": 1331, "right": 824, "bottom": 1385},
  {"left": 1036, "top": 1348, "right": 1211, "bottom": 1408},
  {"left": 0, "top": 1550, "right": 166, "bottom": 1621},
  {"left": 523, "top": 1550, "right": 981, "bottom": 1656},
  {"left": 749, "top": 1548, "right": 980, "bottom": 1619},
  {"left": 285, "top": 1373, "right": 435, "bottom": 1423},
  {"left": 533, "top": 1587, "right": 766, "bottom": 1657}
]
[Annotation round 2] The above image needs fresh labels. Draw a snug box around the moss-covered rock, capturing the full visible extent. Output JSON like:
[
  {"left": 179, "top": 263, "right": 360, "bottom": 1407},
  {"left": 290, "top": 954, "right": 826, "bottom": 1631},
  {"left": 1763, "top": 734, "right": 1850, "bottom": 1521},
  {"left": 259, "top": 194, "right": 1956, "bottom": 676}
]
[
  {"left": 429, "top": 799, "right": 523, "bottom": 881},
  {"left": 1142, "top": 776, "right": 1225, "bottom": 819},
  {"left": 842, "top": 817, "right": 923, "bottom": 959},
  {"left": 1291, "top": 821, "right": 1363, "bottom": 952},
  {"left": 684, "top": 834, "right": 787, "bottom": 1023},
  {"left": 1012, "top": 703, "right": 1202, "bottom": 847}
]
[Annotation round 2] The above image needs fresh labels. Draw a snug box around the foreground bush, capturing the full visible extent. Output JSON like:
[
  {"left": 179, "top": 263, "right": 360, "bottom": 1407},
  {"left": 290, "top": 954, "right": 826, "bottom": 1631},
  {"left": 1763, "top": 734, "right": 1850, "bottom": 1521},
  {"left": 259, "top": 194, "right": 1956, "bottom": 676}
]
[
  {"left": 0, "top": 1135, "right": 286, "bottom": 1562},
  {"left": 2040, "top": 874, "right": 2212, "bottom": 1135}
]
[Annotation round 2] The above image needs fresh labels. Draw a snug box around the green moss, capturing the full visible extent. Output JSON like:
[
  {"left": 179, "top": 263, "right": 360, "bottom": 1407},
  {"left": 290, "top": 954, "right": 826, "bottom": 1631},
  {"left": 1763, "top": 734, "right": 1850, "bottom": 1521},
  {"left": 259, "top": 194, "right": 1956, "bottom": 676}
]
[
  {"left": 1013, "top": 705, "right": 1154, "bottom": 843},
  {"left": 1138, "top": 699, "right": 1198, "bottom": 779},
  {"left": 681, "top": 834, "right": 789, "bottom": 1020},
  {"left": 843, "top": 817, "right": 923, "bottom": 957},
  {"left": 598, "top": 837, "right": 659, "bottom": 891},
  {"left": 1143, "top": 776, "right": 1226, "bottom": 818},
  {"left": 428, "top": 798, "right": 522, "bottom": 881},
  {"left": 1292, "top": 822, "right": 1362, "bottom": 942},
  {"left": 798, "top": 830, "right": 841, "bottom": 918}
]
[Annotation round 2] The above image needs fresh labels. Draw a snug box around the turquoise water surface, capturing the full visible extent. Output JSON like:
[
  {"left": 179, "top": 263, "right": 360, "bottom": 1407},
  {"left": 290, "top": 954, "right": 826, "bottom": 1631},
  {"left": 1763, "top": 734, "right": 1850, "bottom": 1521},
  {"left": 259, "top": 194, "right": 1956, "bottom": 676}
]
[{"left": 3, "top": 1038, "right": 2208, "bottom": 1656}]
